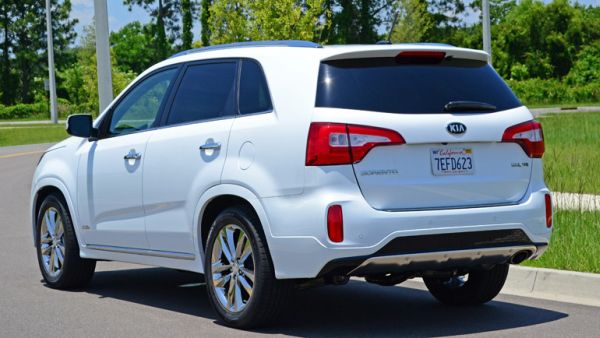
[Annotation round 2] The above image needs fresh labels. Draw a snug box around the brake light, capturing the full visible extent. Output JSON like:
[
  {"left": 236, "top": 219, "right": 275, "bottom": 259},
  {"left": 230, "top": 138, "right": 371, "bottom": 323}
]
[
  {"left": 501, "top": 120, "right": 545, "bottom": 158},
  {"left": 327, "top": 205, "right": 343, "bottom": 243},
  {"left": 545, "top": 194, "right": 553, "bottom": 228},
  {"left": 396, "top": 51, "right": 446, "bottom": 64},
  {"left": 306, "top": 123, "right": 405, "bottom": 166}
]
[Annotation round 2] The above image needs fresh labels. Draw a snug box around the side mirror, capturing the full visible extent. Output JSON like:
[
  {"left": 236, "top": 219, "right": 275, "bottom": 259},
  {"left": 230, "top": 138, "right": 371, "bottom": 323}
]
[{"left": 66, "top": 114, "right": 96, "bottom": 139}]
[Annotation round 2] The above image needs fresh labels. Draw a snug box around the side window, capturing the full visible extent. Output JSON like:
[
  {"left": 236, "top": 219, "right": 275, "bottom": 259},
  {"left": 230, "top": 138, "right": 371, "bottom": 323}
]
[
  {"left": 239, "top": 60, "right": 273, "bottom": 114},
  {"left": 108, "top": 68, "right": 177, "bottom": 136},
  {"left": 166, "top": 62, "right": 237, "bottom": 125}
]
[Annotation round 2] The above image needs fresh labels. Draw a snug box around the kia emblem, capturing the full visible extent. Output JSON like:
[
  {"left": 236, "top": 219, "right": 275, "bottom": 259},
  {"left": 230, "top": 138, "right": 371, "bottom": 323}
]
[{"left": 447, "top": 122, "right": 467, "bottom": 135}]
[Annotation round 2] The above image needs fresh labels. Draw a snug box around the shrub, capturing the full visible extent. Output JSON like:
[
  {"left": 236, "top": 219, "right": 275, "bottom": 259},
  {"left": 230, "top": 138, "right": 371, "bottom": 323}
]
[
  {"left": 0, "top": 102, "right": 47, "bottom": 120},
  {"left": 507, "top": 78, "right": 600, "bottom": 105}
]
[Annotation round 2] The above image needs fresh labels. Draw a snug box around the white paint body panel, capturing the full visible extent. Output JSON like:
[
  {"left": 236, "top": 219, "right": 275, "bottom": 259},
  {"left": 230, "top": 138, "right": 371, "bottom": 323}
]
[
  {"left": 30, "top": 44, "right": 552, "bottom": 280},
  {"left": 143, "top": 118, "right": 233, "bottom": 254},
  {"left": 76, "top": 132, "right": 150, "bottom": 249}
]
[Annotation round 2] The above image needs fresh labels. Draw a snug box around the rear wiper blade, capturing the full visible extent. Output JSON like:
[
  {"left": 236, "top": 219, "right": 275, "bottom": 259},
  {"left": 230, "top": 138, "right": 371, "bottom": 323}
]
[{"left": 444, "top": 101, "right": 497, "bottom": 112}]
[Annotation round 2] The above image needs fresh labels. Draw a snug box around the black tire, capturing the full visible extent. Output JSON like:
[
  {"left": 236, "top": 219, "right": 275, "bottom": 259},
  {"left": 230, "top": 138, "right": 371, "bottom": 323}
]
[
  {"left": 204, "top": 205, "right": 292, "bottom": 329},
  {"left": 35, "top": 193, "right": 96, "bottom": 289},
  {"left": 423, "top": 264, "right": 509, "bottom": 306}
]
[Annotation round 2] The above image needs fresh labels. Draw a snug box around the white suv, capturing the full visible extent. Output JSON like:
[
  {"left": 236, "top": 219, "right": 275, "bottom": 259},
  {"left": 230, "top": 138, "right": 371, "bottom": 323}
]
[{"left": 31, "top": 41, "right": 552, "bottom": 328}]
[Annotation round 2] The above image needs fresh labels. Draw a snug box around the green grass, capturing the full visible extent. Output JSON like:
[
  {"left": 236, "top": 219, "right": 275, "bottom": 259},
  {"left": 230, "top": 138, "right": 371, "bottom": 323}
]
[
  {"left": 527, "top": 102, "right": 600, "bottom": 109},
  {"left": 0, "top": 114, "right": 51, "bottom": 122},
  {"left": 0, "top": 124, "right": 68, "bottom": 147},
  {"left": 524, "top": 210, "right": 600, "bottom": 274},
  {"left": 538, "top": 112, "right": 600, "bottom": 195}
]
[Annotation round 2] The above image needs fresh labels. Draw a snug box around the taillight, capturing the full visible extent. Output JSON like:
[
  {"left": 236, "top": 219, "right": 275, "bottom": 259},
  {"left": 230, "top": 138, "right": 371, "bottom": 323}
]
[
  {"left": 306, "top": 122, "right": 405, "bottom": 166},
  {"left": 327, "top": 205, "right": 343, "bottom": 243},
  {"left": 545, "top": 193, "right": 553, "bottom": 228},
  {"left": 501, "top": 120, "right": 545, "bottom": 158}
]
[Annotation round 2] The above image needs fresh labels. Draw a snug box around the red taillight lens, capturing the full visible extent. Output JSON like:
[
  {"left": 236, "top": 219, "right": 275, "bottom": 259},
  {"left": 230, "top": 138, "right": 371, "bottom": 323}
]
[
  {"left": 396, "top": 51, "right": 446, "bottom": 64},
  {"left": 501, "top": 120, "right": 545, "bottom": 158},
  {"left": 545, "top": 193, "right": 553, "bottom": 228},
  {"left": 306, "top": 122, "right": 405, "bottom": 166},
  {"left": 327, "top": 205, "right": 343, "bottom": 243}
]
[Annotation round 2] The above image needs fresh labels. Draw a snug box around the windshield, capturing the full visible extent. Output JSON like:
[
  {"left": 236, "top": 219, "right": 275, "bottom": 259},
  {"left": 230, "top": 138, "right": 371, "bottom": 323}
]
[{"left": 315, "top": 57, "right": 521, "bottom": 114}]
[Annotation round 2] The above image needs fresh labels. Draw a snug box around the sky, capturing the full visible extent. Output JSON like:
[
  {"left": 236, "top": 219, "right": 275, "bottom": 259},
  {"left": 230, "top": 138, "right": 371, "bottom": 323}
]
[
  {"left": 71, "top": 0, "right": 201, "bottom": 43},
  {"left": 70, "top": 0, "right": 599, "bottom": 45}
]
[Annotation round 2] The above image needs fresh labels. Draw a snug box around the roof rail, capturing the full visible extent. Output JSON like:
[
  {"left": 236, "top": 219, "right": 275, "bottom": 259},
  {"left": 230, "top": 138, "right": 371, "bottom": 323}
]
[{"left": 170, "top": 40, "right": 322, "bottom": 59}]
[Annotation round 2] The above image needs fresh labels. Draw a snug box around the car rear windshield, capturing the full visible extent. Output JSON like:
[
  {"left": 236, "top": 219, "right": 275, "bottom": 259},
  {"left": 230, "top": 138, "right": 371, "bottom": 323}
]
[{"left": 315, "top": 57, "right": 521, "bottom": 114}]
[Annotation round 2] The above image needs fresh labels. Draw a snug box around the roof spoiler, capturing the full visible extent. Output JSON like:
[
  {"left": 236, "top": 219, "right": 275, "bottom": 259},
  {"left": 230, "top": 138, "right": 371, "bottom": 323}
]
[{"left": 322, "top": 45, "right": 489, "bottom": 63}]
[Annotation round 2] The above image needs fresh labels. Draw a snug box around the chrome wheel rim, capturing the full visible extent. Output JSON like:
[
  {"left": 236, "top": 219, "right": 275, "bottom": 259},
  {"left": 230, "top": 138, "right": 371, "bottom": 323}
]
[
  {"left": 40, "top": 207, "right": 65, "bottom": 277},
  {"left": 210, "top": 224, "right": 255, "bottom": 313}
]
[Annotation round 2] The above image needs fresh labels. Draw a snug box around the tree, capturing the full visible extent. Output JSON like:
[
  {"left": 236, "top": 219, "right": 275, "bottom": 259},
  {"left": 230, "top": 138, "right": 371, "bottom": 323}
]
[
  {"left": 0, "top": 1, "right": 15, "bottom": 104},
  {"left": 208, "top": 0, "right": 328, "bottom": 44},
  {"left": 0, "top": 0, "right": 77, "bottom": 105},
  {"left": 200, "top": 0, "right": 212, "bottom": 46},
  {"left": 110, "top": 22, "right": 155, "bottom": 74},
  {"left": 390, "top": 0, "right": 433, "bottom": 42},
  {"left": 62, "top": 24, "right": 136, "bottom": 116},
  {"left": 327, "top": 1, "right": 393, "bottom": 44},
  {"left": 181, "top": 0, "right": 195, "bottom": 50},
  {"left": 492, "top": 0, "right": 591, "bottom": 80},
  {"left": 124, "top": 0, "right": 180, "bottom": 60}
]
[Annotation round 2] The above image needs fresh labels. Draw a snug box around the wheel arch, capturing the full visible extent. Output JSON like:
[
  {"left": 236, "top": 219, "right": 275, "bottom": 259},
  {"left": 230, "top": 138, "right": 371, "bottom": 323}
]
[
  {"left": 31, "top": 179, "right": 81, "bottom": 247},
  {"left": 194, "top": 184, "right": 274, "bottom": 267}
]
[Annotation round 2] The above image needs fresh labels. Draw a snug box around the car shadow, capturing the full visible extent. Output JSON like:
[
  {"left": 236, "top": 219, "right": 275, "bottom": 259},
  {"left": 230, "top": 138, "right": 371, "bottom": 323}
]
[{"left": 84, "top": 267, "right": 568, "bottom": 337}]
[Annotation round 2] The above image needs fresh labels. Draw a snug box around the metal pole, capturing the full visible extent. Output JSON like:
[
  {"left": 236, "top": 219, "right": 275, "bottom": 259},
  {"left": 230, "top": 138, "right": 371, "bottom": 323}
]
[
  {"left": 45, "top": 0, "right": 58, "bottom": 124},
  {"left": 482, "top": 0, "right": 492, "bottom": 65},
  {"left": 94, "top": 0, "right": 113, "bottom": 114}
]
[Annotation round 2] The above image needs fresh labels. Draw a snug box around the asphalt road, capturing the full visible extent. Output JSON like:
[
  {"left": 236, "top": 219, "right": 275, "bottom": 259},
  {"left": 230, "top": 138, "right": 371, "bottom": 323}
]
[{"left": 1, "top": 144, "right": 599, "bottom": 338}]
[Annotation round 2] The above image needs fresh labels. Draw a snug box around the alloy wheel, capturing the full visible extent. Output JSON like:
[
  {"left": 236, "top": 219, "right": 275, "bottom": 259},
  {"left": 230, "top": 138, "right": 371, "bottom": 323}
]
[
  {"left": 210, "top": 224, "right": 256, "bottom": 313},
  {"left": 39, "top": 207, "right": 65, "bottom": 277}
]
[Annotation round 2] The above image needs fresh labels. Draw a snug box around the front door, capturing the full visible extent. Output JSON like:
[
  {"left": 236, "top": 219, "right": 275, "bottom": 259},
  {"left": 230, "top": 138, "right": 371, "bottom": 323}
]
[{"left": 78, "top": 67, "right": 178, "bottom": 249}]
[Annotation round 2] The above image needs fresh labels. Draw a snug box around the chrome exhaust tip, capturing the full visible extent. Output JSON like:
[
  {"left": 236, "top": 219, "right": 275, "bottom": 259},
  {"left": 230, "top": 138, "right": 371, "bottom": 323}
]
[{"left": 510, "top": 250, "right": 532, "bottom": 264}]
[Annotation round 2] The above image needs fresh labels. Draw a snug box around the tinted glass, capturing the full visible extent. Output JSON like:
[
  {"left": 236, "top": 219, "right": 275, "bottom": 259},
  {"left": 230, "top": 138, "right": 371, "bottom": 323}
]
[
  {"left": 167, "top": 62, "right": 237, "bottom": 125},
  {"left": 239, "top": 60, "right": 272, "bottom": 114},
  {"left": 316, "top": 58, "right": 521, "bottom": 114},
  {"left": 109, "top": 68, "right": 177, "bottom": 136}
]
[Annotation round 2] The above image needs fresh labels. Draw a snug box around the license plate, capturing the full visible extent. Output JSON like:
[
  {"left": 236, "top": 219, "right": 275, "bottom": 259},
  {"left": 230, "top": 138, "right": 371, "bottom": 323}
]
[{"left": 430, "top": 148, "right": 474, "bottom": 176}]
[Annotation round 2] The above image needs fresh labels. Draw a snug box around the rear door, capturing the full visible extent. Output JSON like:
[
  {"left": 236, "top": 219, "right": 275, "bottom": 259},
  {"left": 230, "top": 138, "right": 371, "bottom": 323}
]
[
  {"left": 314, "top": 52, "right": 534, "bottom": 210},
  {"left": 142, "top": 60, "right": 237, "bottom": 254}
]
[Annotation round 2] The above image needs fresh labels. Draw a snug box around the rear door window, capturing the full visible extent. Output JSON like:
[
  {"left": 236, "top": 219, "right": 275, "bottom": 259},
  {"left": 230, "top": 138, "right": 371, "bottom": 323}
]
[
  {"left": 166, "top": 62, "right": 237, "bottom": 125},
  {"left": 316, "top": 58, "right": 521, "bottom": 114}
]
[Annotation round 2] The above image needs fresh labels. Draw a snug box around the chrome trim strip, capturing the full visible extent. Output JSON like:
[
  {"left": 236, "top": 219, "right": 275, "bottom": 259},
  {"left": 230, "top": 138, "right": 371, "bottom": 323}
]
[
  {"left": 381, "top": 201, "right": 520, "bottom": 212},
  {"left": 348, "top": 245, "right": 537, "bottom": 275},
  {"left": 86, "top": 244, "right": 196, "bottom": 260}
]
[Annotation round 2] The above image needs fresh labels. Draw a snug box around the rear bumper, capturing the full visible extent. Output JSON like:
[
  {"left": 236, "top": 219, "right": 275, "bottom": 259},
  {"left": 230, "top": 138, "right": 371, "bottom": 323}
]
[
  {"left": 259, "top": 165, "right": 551, "bottom": 279},
  {"left": 317, "top": 229, "right": 546, "bottom": 277}
]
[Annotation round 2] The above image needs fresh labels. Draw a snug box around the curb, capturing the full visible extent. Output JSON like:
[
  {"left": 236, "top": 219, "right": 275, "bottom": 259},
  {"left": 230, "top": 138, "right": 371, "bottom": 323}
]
[
  {"left": 531, "top": 106, "right": 600, "bottom": 116},
  {"left": 553, "top": 192, "right": 600, "bottom": 211},
  {"left": 501, "top": 265, "right": 600, "bottom": 307},
  {"left": 399, "top": 266, "right": 600, "bottom": 307}
]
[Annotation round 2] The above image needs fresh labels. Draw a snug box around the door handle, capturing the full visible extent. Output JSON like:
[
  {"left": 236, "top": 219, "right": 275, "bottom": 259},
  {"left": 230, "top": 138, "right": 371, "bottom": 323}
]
[
  {"left": 124, "top": 149, "right": 142, "bottom": 160},
  {"left": 199, "top": 142, "right": 221, "bottom": 151}
]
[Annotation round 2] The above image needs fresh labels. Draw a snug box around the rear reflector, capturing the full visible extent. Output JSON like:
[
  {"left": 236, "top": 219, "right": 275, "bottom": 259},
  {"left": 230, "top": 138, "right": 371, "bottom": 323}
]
[
  {"left": 501, "top": 120, "right": 545, "bottom": 158},
  {"left": 545, "top": 194, "right": 552, "bottom": 228},
  {"left": 396, "top": 51, "right": 446, "bottom": 64},
  {"left": 327, "top": 205, "right": 344, "bottom": 243},
  {"left": 306, "top": 122, "right": 405, "bottom": 166}
]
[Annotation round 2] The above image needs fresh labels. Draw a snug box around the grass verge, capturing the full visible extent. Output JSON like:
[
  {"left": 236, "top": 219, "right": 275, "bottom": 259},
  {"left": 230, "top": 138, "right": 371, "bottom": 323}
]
[
  {"left": 0, "top": 124, "right": 68, "bottom": 147},
  {"left": 524, "top": 210, "right": 600, "bottom": 274},
  {"left": 538, "top": 112, "right": 600, "bottom": 195},
  {"left": 527, "top": 102, "right": 600, "bottom": 109}
]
